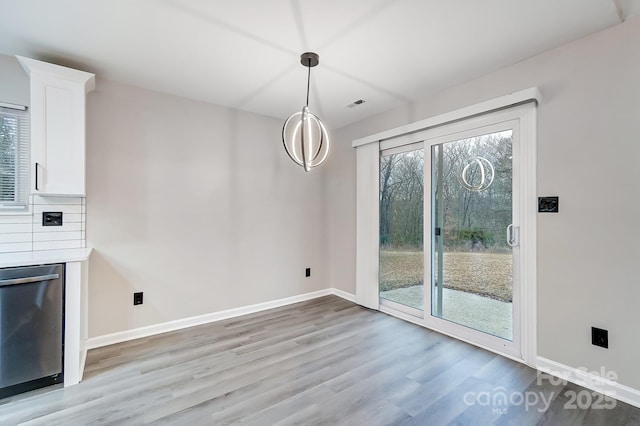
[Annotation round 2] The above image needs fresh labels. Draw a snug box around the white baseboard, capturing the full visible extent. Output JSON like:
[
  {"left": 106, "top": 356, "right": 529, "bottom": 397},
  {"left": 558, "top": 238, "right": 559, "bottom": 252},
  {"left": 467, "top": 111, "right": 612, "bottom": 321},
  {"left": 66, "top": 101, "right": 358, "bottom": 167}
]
[
  {"left": 85, "top": 288, "right": 356, "bottom": 350},
  {"left": 537, "top": 356, "right": 640, "bottom": 409},
  {"left": 332, "top": 288, "right": 356, "bottom": 303}
]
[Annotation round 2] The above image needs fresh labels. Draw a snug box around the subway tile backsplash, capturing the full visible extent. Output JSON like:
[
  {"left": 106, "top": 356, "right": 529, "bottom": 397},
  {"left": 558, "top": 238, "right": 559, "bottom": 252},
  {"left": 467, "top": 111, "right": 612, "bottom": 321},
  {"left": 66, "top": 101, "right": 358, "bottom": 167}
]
[{"left": 0, "top": 195, "right": 86, "bottom": 254}]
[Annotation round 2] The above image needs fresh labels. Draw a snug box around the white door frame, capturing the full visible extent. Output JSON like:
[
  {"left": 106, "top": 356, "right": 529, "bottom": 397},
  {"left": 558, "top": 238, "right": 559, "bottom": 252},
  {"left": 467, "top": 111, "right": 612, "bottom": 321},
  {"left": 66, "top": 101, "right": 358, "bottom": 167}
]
[
  {"left": 374, "top": 102, "right": 537, "bottom": 366},
  {"left": 422, "top": 116, "right": 522, "bottom": 360}
]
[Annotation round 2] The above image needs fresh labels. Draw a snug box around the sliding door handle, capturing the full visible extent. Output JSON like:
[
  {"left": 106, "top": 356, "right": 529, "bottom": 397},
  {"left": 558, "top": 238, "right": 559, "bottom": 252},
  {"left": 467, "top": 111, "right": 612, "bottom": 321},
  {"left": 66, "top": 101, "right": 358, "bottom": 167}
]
[{"left": 507, "top": 224, "right": 519, "bottom": 247}]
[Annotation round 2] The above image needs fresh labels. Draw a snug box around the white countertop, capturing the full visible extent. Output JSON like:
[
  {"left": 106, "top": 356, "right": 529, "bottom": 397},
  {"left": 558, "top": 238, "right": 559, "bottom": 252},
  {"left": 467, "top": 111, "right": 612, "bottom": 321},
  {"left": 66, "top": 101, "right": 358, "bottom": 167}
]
[{"left": 0, "top": 248, "right": 92, "bottom": 268}]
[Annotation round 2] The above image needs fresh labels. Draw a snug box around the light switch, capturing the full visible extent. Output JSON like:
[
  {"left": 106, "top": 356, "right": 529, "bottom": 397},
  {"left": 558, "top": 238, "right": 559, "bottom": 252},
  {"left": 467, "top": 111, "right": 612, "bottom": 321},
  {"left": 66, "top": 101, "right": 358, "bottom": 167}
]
[{"left": 538, "top": 196, "right": 559, "bottom": 213}]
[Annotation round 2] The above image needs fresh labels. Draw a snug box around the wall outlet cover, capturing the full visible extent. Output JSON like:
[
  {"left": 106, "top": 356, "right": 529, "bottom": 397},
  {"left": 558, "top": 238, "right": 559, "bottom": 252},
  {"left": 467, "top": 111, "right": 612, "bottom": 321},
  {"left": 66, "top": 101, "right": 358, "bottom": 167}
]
[
  {"left": 42, "top": 211, "right": 63, "bottom": 226},
  {"left": 591, "top": 327, "right": 608, "bottom": 349},
  {"left": 133, "top": 292, "right": 144, "bottom": 306},
  {"left": 305, "top": 268, "right": 311, "bottom": 277}
]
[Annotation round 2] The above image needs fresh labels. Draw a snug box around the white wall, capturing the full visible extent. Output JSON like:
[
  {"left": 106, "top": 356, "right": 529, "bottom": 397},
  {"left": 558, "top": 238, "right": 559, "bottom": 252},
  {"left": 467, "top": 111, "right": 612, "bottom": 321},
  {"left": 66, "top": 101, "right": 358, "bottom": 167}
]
[
  {"left": 1, "top": 51, "right": 329, "bottom": 350},
  {"left": 0, "top": 54, "right": 29, "bottom": 106},
  {"left": 86, "top": 78, "right": 327, "bottom": 337},
  {"left": 326, "top": 16, "right": 640, "bottom": 390}
]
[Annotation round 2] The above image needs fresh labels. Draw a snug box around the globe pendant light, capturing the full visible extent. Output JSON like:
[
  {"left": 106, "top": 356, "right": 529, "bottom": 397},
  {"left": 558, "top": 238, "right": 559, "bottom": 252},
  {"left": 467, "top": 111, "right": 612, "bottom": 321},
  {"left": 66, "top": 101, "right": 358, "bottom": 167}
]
[{"left": 282, "top": 52, "right": 330, "bottom": 172}]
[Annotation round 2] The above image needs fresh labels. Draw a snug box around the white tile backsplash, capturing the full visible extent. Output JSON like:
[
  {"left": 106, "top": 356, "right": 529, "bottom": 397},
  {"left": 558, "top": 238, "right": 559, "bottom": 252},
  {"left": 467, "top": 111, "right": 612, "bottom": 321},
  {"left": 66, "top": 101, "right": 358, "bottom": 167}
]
[
  {"left": 0, "top": 223, "right": 32, "bottom": 233},
  {"left": 0, "top": 195, "right": 86, "bottom": 253},
  {"left": 33, "top": 231, "right": 83, "bottom": 242},
  {"left": 0, "top": 233, "right": 33, "bottom": 243},
  {"left": 0, "top": 242, "right": 33, "bottom": 253},
  {"left": 33, "top": 204, "right": 83, "bottom": 214},
  {"left": 31, "top": 196, "right": 84, "bottom": 205},
  {"left": 0, "top": 215, "right": 32, "bottom": 224},
  {"left": 33, "top": 240, "right": 84, "bottom": 251},
  {"left": 32, "top": 222, "right": 84, "bottom": 233}
]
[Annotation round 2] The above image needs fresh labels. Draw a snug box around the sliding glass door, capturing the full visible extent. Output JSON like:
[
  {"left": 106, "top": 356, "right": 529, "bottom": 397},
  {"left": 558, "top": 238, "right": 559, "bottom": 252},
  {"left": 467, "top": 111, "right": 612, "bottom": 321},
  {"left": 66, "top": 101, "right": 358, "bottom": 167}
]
[
  {"left": 378, "top": 109, "right": 529, "bottom": 358},
  {"left": 430, "top": 129, "right": 514, "bottom": 341},
  {"left": 379, "top": 144, "right": 424, "bottom": 315}
]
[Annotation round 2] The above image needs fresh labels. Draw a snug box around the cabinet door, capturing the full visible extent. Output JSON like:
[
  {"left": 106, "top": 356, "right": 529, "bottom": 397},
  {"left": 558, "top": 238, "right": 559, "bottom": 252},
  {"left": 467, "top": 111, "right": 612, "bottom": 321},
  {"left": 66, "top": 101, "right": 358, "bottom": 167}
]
[{"left": 31, "top": 75, "right": 86, "bottom": 195}]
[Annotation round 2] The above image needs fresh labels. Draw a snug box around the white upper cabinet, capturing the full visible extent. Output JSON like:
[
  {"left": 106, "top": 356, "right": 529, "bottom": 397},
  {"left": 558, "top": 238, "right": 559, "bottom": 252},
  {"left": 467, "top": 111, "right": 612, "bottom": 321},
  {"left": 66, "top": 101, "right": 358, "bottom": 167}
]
[{"left": 17, "top": 57, "right": 95, "bottom": 196}]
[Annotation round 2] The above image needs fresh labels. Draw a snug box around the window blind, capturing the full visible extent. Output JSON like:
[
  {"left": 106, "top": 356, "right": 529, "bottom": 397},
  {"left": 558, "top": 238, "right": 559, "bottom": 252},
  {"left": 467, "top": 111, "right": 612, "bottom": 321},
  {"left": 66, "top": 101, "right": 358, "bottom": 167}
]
[{"left": 0, "top": 106, "right": 30, "bottom": 210}]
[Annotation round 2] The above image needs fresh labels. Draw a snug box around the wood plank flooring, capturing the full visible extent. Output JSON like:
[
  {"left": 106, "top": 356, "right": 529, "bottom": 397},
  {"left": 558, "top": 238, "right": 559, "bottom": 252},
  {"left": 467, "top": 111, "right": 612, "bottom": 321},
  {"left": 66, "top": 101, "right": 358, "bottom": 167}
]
[{"left": 0, "top": 296, "right": 638, "bottom": 425}]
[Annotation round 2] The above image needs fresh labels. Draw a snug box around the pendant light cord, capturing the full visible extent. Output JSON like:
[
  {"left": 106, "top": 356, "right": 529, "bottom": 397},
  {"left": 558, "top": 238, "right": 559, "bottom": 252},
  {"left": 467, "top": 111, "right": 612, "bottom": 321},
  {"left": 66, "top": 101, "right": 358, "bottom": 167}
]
[{"left": 305, "top": 59, "right": 311, "bottom": 107}]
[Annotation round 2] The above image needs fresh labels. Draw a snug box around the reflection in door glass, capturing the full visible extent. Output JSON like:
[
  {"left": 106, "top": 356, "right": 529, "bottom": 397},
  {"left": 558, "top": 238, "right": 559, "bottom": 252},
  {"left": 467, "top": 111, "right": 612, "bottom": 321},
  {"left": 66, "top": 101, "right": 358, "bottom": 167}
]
[
  {"left": 432, "top": 130, "right": 513, "bottom": 340},
  {"left": 379, "top": 149, "right": 424, "bottom": 312}
]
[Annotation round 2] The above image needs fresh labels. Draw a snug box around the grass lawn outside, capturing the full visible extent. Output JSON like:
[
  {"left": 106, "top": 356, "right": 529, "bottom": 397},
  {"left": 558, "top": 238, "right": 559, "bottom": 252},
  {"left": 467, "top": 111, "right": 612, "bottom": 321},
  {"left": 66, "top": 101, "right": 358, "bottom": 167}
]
[{"left": 380, "top": 250, "right": 513, "bottom": 302}]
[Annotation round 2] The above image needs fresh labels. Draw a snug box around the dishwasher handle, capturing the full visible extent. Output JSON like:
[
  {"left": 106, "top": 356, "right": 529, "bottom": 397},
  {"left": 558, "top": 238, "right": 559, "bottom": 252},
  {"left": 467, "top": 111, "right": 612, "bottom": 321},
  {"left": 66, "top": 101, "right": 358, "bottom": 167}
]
[{"left": 0, "top": 274, "right": 60, "bottom": 287}]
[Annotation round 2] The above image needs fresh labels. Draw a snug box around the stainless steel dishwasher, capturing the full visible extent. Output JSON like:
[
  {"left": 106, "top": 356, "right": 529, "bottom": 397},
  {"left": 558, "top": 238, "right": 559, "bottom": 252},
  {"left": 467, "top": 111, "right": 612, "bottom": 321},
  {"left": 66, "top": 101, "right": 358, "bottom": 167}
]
[{"left": 0, "top": 264, "right": 64, "bottom": 398}]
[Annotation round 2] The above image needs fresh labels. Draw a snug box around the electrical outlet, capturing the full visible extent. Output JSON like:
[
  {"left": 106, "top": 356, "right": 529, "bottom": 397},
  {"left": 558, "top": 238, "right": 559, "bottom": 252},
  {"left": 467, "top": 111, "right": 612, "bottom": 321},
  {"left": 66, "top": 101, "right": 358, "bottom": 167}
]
[
  {"left": 42, "top": 211, "right": 63, "bottom": 226},
  {"left": 592, "top": 327, "right": 608, "bottom": 348},
  {"left": 133, "top": 292, "right": 144, "bottom": 306},
  {"left": 305, "top": 268, "right": 311, "bottom": 277}
]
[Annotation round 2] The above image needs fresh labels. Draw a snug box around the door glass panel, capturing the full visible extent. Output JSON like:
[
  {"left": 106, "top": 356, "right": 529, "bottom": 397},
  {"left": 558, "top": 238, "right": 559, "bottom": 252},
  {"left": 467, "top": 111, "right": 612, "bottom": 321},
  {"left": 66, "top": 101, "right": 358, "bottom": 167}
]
[
  {"left": 431, "top": 130, "right": 513, "bottom": 340},
  {"left": 379, "top": 149, "right": 424, "bottom": 312}
]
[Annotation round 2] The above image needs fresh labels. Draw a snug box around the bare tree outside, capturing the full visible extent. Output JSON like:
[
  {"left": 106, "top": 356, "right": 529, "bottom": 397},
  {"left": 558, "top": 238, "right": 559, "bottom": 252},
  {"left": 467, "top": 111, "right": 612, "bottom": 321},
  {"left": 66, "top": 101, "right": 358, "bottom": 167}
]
[
  {"left": 379, "top": 131, "right": 514, "bottom": 318},
  {"left": 379, "top": 149, "right": 424, "bottom": 311},
  {"left": 0, "top": 113, "right": 18, "bottom": 203}
]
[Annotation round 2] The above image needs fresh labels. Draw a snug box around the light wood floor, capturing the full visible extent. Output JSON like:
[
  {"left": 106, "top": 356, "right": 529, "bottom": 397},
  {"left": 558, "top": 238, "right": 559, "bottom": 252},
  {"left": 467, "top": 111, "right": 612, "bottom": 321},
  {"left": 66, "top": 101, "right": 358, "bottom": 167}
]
[{"left": 0, "top": 296, "right": 638, "bottom": 425}]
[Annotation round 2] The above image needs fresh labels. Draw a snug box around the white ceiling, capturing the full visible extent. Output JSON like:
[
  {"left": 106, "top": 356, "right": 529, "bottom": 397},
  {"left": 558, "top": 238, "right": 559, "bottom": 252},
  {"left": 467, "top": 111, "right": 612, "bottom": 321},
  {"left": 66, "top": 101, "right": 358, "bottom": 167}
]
[{"left": 0, "top": 0, "right": 637, "bottom": 129}]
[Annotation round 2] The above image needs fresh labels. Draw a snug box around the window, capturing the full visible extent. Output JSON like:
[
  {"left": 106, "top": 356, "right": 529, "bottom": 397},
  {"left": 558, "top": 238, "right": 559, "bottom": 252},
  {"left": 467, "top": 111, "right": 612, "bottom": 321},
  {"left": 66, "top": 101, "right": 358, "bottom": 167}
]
[{"left": 0, "top": 105, "right": 29, "bottom": 211}]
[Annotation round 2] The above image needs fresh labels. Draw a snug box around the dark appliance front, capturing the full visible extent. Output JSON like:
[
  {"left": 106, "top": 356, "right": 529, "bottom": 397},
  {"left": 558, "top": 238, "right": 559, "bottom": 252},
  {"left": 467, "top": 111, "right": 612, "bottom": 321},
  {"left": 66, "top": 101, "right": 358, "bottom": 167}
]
[{"left": 0, "top": 264, "right": 64, "bottom": 398}]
